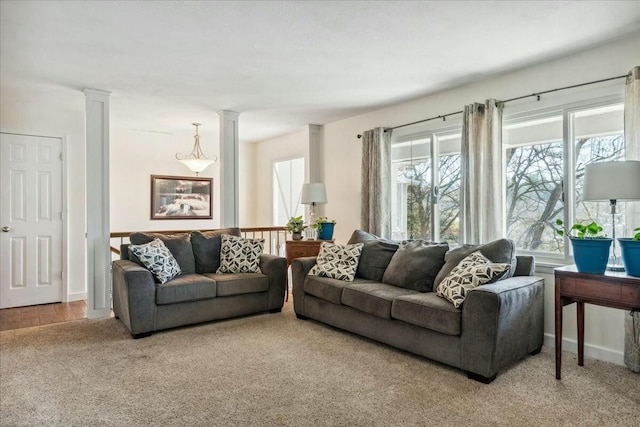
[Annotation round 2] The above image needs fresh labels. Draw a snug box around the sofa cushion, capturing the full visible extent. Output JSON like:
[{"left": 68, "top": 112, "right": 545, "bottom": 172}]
[
  {"left": 434, "top": 238, "right": 516, "bottom": 288},
  {"left": 347, "top": 230, "right": 399, "bottom": 281},
  {"left": 155, "top": 273, "right": 217, "bottom": 305},
  {"left": 341, "top": 282, "right": 419, "bottom": 320},
  {"left": 129, "top": 238, "right": 181, "bottom": 284},
  {"left": 304, "top": 276, "right": 377, "bottom": 305},
  {"left": 217, "top": 234, "right": 264, "bottom": 274},
  {"left": 436, "top": 251, "right": 511, "bottom": 308},
  {"left": 309, "top": 242, "right": 364, "bottom": 282},
  {"left": 382, "top": 241, "right": 449, "bottom": 292},
  {"left": 191, "top": 228, "right": 242, "bottom": 273},
  {"left": 391, "top": 293, "right": 462, "bottom": 336},
  {"left": 203, "top": 273, "right": 269, "bottom": 297},
  {"left": 130, "top": 232, "right": 195, "bottom": 274}
]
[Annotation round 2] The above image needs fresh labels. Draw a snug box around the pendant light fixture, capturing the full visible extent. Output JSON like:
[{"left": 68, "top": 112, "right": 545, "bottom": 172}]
[{"left": 176, "top": 123, "right": 217, "bottom": 175}]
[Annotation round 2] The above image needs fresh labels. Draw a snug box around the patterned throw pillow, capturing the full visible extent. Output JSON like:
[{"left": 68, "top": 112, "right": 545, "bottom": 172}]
[
  {"left": 129, "top": 238, "right": 181, "bottom": 284},
  {"left": 436, "top": 251, "right": 510, "bottom": 308},
  {"left": 309, "top": 242, "right": 364, "bottom": 281},
  {"left": 216, "top": 234, "right": 264, "bottom": 274}
]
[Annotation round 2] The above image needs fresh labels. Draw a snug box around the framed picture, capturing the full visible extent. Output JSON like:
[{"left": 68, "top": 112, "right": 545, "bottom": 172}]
[{"left": 151, "top": 175, "right": 213, "bottom": 220}]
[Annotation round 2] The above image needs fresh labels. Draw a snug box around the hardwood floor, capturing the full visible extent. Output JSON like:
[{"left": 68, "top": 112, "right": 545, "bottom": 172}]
[{"left": 0, "top": 300, "right": 87, "bottom": 331}]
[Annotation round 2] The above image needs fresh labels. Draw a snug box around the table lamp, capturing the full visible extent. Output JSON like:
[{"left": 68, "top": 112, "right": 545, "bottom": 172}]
[
  {"left": 583, "top": 160, "right": 640, "bottom": 271},
  {"left": 301, "top": 182, "right": 327, "bottom": 224}
]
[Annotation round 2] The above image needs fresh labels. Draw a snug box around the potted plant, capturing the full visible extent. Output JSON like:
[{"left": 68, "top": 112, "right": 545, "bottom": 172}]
[
  {"left": 618, "top": 227, "right": 640, "bottom": 277},
  {"left": 556, "top": 219, "right": 612, "bottom": 274},
  {"left": 312, "top": 216, "right": 336, "bottom": 240},
  {"left": 285, "top": 216, "right": 306, "bottom": 240}
]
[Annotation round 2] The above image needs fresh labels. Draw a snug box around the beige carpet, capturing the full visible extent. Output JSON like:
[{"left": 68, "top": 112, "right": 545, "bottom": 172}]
[{"left": 1, "top": 301, "right": 639, "bottom": 427}]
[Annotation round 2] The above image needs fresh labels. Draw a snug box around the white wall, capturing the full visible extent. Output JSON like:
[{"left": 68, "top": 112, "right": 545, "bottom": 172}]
[
  {"left": 247, "top": 32, "right": 640, "bottom": 364},
  {"left": 1, "top": 92, "right": 87, "bottom": 300},
  {"left": 110, "top": 127, "right": 221, "bottom": 233}
]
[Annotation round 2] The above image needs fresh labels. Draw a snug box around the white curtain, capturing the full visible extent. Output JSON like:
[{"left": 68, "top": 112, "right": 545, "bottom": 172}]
[
  {"left": 625, "top": 66, "right": 640, "bottom": 161},
  {"left": 460, "top": 99, "right": 504, "bottom": 244},
  {"left": 624, "top": 66, "right": 640, "bottom": 373},
  {"left": 361, "top": 127, "right": 391, "bottom": 238}
]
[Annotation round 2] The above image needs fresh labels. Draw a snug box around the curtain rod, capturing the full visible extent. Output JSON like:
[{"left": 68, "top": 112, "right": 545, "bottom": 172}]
[{"left": 356, "top": 73, "right": 629, "bottom": 138}]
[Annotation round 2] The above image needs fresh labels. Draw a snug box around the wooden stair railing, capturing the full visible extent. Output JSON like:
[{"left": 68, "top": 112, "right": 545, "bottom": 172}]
[{"left": 110, "top": 226, "right": 287, "bottom": 258}]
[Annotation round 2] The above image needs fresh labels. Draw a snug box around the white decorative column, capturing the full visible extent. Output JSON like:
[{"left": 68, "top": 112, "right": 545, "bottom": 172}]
[
  {"left": 84, "top": 88, "right": 111, "bottom": 319},
  {"left": 307, "top": 124, "right": 324, "bottom": 218},
  {"left": 219, "top": 110, "right": 240, "bottom": 227}
]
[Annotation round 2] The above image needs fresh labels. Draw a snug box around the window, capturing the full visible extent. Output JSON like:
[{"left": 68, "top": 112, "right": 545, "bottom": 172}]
[
  {"left": 391, "top": 131, "right": 461, "bottom": 243},
  {"left": 272, "top": 158, "right": 305, "bottom": 226},
  {"left": 504, "top": 114, "right": 564, "bottom": 253},
  {"left": 504, "top": 101, "right": 627, "bottom": 261}
]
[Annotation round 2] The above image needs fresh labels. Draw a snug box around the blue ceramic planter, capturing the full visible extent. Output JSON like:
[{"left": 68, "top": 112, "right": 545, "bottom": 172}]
[
  {"left": 618, "top": 238, "right": 640, "bottom": 277},
  {"left": 318, "top": 223, "right": 335, "bottom": 240},
  {"left": 570, "top": 237, "right": 612, "bottom": 274}
]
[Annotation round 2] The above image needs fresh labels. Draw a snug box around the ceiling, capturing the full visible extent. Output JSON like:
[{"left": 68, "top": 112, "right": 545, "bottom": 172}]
[{"left": 2, "top": 1, "right": 640, "bottom": 143}]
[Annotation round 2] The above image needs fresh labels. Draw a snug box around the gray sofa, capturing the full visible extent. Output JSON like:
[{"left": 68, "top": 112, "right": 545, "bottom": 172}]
[
  {"left": 112, "top": 228, "right": 287, "bottom": 338},
  {"left": 292, "top": 231, "right": 544, "bottom": 383}
]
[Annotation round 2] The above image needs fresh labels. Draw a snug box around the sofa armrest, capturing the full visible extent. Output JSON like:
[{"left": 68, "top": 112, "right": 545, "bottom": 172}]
[
  {"left": 259, "top": 254, "right": 287, "bottom": 310},
  {"left": 460, "top": 275, "right": 544, "bottom": 378},
  {"left": 111, "top": 260, "right": 157, "bottom": 335},
  {"left": 291, "top": 257, "right": 318, "bottom": 316}
]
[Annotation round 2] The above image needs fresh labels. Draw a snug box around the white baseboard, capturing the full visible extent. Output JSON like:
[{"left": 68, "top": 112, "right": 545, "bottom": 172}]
[
  {"left": 544, "top": 333, "right": 624, "bottom": 366},
  {"left": 65, "top": 291, "right": 87, "bottom": 302}
]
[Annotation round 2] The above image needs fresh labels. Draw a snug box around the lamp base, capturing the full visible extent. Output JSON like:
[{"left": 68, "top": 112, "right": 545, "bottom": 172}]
[{"left": 606, "top": 254, "right": 625, "bottom": 272}]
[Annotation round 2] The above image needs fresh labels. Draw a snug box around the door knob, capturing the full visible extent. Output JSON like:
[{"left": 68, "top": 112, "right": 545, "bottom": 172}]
[{"left": 1, "top": 226, "right": 10, "bottom": 232}]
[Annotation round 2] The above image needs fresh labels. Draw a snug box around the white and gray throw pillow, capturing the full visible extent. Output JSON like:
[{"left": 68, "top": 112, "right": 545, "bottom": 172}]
[
  {"left": 309, "top": 242, "right": 364, "bottom": 281},
  {"left": 129, "top": 238, "right": 181, "bottom": 284},
  {"left": 436, "top": 251, "right": 510, "bottom": 308},
  {"left": 216, "top": 234, "right": 264, "bottom": 273}
]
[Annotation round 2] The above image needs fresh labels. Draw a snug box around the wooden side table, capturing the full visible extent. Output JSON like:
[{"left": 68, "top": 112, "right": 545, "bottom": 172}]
[
  {"left": 554, "top": 265, "right": 640, "bottom": 379},
  {"left": 284, "top": 239, "right": 333, "bottom": 302},
  {"left": 285, "top": 239, "right": 332, "bottom": 267}
]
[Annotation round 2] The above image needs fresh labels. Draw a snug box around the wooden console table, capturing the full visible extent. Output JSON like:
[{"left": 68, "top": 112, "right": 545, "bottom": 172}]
[{"left": 554, "top": 265, "right": 640, "bottom": 379}]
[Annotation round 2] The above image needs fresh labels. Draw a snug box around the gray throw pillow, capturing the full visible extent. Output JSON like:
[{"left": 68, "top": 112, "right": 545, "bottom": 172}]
[
  {"left": 191, "top": 228, "right": 242, "bottom": 273},
  {"left": 433, "top": 238, "right": 517, "bottom": 288},
  {"left": 130, "top": 232, "right": 195, "bottom": 274},
  {"left": 347, "top": 230, "right": 399, "bottom": 282},
  {"left": 382, "top": 240, "right": 449, "bottom": 292}
]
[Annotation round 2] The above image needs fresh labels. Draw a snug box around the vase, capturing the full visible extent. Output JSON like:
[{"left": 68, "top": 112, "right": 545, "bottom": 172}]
[
  {"left": 292, "top": 232, "right": 303, "bottom": 241},
  {"left": 318, "top": 223, "right": 335, "bottom": 240},
  {"left": 570, "top": 237, "right": 612, "bottom": 274},
  {"left": 618, "top": 238, "right": 640, "bottom": 277}
]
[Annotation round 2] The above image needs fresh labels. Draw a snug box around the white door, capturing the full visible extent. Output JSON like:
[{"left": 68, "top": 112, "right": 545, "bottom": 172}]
[{"left": 0, "top": 133, "right": 63, "bottom": 308}]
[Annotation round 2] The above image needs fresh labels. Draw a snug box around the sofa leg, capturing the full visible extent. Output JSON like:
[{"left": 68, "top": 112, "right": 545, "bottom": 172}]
[
  {"left": 295, "top": 313, "right": 308, "bottom": 320},
  {"left": 269, "top": 308, "right": 282, "bottom": 313},
  {"left": 466, "top": 371, "right": 497, "bottom": 384},
  {"left": 132, "top": 332, "right": 153, "bottom": 339},
  {"left": 530, "top": 346, "right": 542, "bottom": 356}
]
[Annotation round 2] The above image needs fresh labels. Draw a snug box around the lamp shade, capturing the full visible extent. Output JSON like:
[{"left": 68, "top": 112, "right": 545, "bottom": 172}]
[
  {"left": 583, "top": 160, "right": 640, "bottom": 201},
  {"left": 301, "top": 183, "right": 327, "bottom": 204}
]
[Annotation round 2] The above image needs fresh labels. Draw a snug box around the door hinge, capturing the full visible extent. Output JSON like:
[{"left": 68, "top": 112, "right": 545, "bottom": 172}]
[
  {"left": 60, "top": 212, "right": 64, "bottom": 220},
  {"left": 60, "top": 152, "right": 63, "bottom": 161}
]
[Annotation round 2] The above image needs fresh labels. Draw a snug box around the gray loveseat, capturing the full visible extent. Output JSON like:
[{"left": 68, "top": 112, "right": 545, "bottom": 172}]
[
  {"left": 112, "top": 228, "right": 287, "bottom": 338},
  {"left": 292, "top": 230, "right": 544, "bottom": 383}
]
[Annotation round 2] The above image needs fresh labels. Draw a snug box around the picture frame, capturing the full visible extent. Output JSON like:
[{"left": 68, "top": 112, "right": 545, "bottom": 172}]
[{"left": 150, "top": 175, "right": 213, "bottom": 220}]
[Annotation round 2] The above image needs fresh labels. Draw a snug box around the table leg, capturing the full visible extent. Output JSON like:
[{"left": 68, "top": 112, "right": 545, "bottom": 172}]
[
  {"left": 555, "top": 284, "right": 562, "bottom": 379},
  {"left": 577, "top": 301, "right": 584, "bottom": 366}
]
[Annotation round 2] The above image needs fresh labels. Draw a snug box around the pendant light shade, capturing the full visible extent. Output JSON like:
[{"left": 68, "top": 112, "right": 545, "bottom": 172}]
[{"left": 176, "top": 123, "right": 217, "bottom": 175}]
